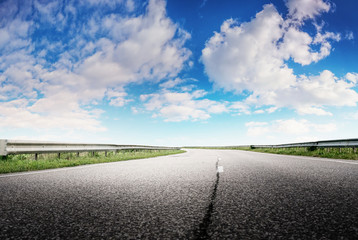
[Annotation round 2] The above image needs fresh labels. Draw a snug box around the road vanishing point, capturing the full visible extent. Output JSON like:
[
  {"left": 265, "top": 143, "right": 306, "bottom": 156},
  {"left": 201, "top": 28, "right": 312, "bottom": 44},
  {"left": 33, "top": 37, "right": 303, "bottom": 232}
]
[{"left": 1, "top": 149, "right": 358, "bottom": 239}]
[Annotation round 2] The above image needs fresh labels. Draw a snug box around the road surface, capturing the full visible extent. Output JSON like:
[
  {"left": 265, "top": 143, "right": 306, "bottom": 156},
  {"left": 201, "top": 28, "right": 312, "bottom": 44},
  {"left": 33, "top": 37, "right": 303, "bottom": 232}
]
[{"left": 1, "top": 149, "right": 358, "bottom": 239}]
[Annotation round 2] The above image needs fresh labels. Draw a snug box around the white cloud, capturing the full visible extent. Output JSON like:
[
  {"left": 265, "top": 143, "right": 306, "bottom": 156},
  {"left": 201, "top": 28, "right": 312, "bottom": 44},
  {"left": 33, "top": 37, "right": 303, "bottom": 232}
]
[
  {"left": 266, "top": 107, "right": 278, "bottom": 113},
  {"left": 202, "top": 6, "right": 295, "bottom": 93},
  {"left": 160, "top": 105, "right": 210, "bottom": 122},
  {"left": 72, "top": 0, "right": 191, "bottom": 90},
  {"left": 0, "top": 17, "right": 32, "bottom": 57},
  {"left": 247, "top": 126, "right": 270, "bottom": 137},
  {"left": 141, "top": 88, "right": 228, "bottom": 122},
  {"left": 202, "top": 1, "right": 358, "bottom": 116},
  {"left": 99, "top": 0, "right": 191, "bottom": 82},
  {"left": 286, "top": 0, "right": 331, "bottom": 22},
  {"left": 274, "top": 119, "right": 310, "bottom": 134},
  {"left": 0, "top": 0, "right": 191, "bottom": 132},
  {"left": 125, "top": 0, "right": 135, "bottom": 12},
  {"left": 0, "top": 99, "right": 106, "bottom": 132},
  {"left": 81, "top": 0, "right": 123, "bottom": 8},
  {"left": 345, "top": 31, "right": 354, "bottom": 40},
  {"left": 280, "top": 27, "right": 340, "bottom": 65},
  {"left": 159, "top": 78, "right": 185, "bottom": 89},
  {"left": 106, "top": 89, "right": 130, "bottom": 107},
  {"left": 34, "top": 1, "right": 63, "bottom": 25},
  {"left": 346, "top": 72, "right": 358, "bottom": 84},
  {"left": 245, "top": 122, "right": 269, "bottom": 136},
  {"left": 247, "top": 70, "right": 358, "bottom": 113},
  {"left": 131, "top": 107, "right": 139, "bottom": 114},
  {"left": 253, "top": 110, "right": 265, "bottom": 114},
  {"left": 296, "top": 106, "right": 332, "bottom": 116},
  {"left": 230, "top": 102, "right": 251, "bottom": 115},
  {"left": 207, "top": 103, "right": 228, "bottom": 114},
  {"left": 246, "top": 118, "right": 336, "bottom": 137},
  {"left": 0, "top": 28, "right": 10, "bottom": 47}
]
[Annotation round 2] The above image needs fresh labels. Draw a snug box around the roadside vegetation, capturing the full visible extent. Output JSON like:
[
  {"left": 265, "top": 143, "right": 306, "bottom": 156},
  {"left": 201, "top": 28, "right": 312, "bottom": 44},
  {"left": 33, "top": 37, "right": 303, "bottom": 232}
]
[
  {"left": 187, "top": 146, "right": 358, "bottom": 160},
  {"left": 0, "top": 149, "right": 185, "bottom": 174},
  {"left": 248, "top": 147, "right": 358, "bottom": 160}
]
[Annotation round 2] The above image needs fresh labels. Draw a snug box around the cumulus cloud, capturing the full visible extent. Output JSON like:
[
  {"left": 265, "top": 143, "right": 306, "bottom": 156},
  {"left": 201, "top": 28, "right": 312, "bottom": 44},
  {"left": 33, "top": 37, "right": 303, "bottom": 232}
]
[
  {"left": 202, "top": 6, "right": 295, "bottom": 93},
  {"left": 346, "top": 72, "right": 358, "bottom": 84},
  {"left": 97, "top": 0, "right": 191, "bottom": 82},
  {"left": 0, "top": 99, "right": 106, "bottom": 132},
  {"left": 280, "top": 27, "right": 340, "bottom": 65},
  {"left": 286, "top": 0, "right": 331, "bottom": 22},
  {"left": 159, "top": 78, "right": 186, "bottom": 89},
  {"left": 230, "top": 102, "right": 251, "bottom": 115},
  {"left": 202, "top": 0, "right": 357, "bottom": 116},
  {"left": 246, "top": 119, "right": 336, "bottom": 137},
  {"left": 0, "top": 0, "right": 191, "bottom": 131},
  {"left": 246, "top": 70, "right": 358, "bottom": 115},
  {"left": 141, "top": 87, "right": 228, "bottom": 122},
  {"left": 106, "top": 89, "right": 130, "bottom": 107}
]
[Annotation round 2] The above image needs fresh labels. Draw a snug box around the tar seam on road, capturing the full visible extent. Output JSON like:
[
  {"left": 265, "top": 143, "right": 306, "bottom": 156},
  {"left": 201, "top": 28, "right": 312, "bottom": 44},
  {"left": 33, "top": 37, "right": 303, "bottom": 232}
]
[{"left": 193, "top": 158, "right": 221, "bottom": 239}]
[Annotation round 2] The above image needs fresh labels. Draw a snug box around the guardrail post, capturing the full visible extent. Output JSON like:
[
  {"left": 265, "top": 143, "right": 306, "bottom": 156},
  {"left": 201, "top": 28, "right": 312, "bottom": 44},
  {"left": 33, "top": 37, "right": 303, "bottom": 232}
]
[
  {"left": 0, "top": 139, "right": 7, "bottom": 156},
  {"left": 105, "top": 151, "right": 107, "bottom": 157},
  {"left": 34, "top": 153, "right": 38, "bottom": 160},
  {"left": 92, "top": 151, "right": 95, "bottom": 157},
  {"left": 58, "top": 153, "right": 61, "bottom": 159},
  {"left": 77, "top": 152, "right": 80, "bottom": 157}
]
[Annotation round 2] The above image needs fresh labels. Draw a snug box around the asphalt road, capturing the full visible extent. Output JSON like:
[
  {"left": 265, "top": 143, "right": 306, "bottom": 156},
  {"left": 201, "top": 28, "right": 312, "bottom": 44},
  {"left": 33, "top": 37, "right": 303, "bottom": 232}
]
[{"left": 1, "top": 149, "right": 358, "bottom": 239}]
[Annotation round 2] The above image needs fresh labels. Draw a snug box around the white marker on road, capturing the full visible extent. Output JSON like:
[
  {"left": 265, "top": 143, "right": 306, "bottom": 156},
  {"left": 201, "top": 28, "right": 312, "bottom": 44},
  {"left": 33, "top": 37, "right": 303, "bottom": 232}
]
[{"left": 217, "top": 166, "right": 224, "bottom": 173}]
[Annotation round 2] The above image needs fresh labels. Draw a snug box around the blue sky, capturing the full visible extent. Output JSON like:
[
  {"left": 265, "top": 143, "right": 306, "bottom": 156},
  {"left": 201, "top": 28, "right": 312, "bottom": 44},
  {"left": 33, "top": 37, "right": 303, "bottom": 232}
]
[{"left": 0, "top": 0, "right": 357, "bottom": 146}]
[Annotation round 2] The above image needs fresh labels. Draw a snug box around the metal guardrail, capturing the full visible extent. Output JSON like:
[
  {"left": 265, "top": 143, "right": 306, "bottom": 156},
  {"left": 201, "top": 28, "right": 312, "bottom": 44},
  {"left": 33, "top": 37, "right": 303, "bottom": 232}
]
[
  {"left": 251, "top": 138, "right": 358, "bottom": 149},
  {"left": 183, "top": 145, "right": 251, "bottom": 149},
  {"left": 0, "top": 139, "right": 180, "bottom": 157}
]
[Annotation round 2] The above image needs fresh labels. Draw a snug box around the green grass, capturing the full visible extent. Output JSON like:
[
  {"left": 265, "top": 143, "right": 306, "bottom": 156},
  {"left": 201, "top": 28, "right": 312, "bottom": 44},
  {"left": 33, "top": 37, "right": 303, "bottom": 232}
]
[
  {"left": 188, "top": 146, "right": 358, "bottom": 160},
  {"left": 0, "top": 149, "right": 186, "bottom": 174},
  {"left": 247, "top": 147, "right": 358, "bottom": 160}
]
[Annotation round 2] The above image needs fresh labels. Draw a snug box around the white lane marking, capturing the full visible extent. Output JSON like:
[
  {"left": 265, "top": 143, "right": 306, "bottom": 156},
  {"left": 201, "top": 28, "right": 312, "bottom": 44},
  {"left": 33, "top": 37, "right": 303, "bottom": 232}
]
[{"left": 217, "top": 166, "right": 224, "bottom": 173}]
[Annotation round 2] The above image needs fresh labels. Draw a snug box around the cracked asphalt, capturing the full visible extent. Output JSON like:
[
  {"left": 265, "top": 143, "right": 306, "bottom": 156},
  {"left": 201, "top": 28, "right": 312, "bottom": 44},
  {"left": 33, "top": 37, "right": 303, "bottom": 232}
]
[{"left": 1, "top": 149, "right": 358, "bottom": 239}]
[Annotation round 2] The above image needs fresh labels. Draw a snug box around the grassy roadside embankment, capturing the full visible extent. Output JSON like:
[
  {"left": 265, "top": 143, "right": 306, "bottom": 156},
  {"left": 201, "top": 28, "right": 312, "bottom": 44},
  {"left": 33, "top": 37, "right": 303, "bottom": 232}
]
[
  {"left": 0, "top": 149, "right": 186, "bottom": 174},
  {"left": 187, "top": 146, "right": 358, "bottom": 160},
  {"left": 248, "top": 147, "right": 358, "bottom": 160}
]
